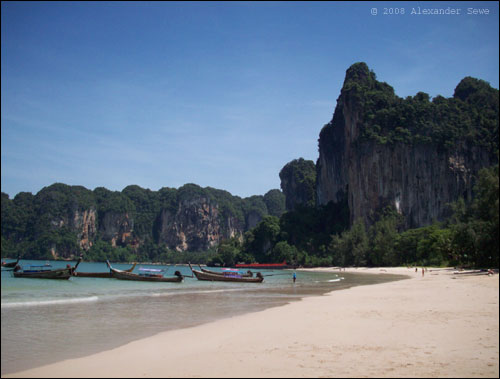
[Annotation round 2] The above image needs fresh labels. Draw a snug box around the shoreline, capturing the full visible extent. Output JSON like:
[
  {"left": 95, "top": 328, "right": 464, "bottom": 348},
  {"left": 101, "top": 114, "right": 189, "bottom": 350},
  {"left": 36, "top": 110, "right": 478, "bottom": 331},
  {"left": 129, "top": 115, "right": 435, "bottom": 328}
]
[{"left": 3, "top": 267, "right": 498, "bottom": 378}]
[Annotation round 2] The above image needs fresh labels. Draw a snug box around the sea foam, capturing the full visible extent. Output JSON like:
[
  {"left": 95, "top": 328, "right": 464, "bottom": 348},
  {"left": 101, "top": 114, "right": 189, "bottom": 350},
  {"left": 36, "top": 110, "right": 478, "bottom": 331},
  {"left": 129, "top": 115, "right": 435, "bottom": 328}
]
[{"left": 1, "top": 296, "right": 99, "bottom": 309}]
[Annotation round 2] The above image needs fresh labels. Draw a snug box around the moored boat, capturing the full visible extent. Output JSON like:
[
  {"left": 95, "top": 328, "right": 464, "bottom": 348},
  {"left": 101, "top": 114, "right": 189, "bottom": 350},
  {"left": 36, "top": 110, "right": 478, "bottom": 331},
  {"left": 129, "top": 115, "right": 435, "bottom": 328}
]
[
  {"left": 1, "top": 257, "right": 20, "bottom": 269},
  {"left": 13, "top": 258, "right": 81, "bottom": 280},
  {"left": 73, "top": 262, "right": 137, "bottom": 278},
  {"left": 189, "top": 263, "right": 264, "bottom": 283},
  {"left": 199, "top": 265, "right": 254, "bottom": 278},
  {"left": 106, "top": 260, "right": 183, "bottom": 282}
]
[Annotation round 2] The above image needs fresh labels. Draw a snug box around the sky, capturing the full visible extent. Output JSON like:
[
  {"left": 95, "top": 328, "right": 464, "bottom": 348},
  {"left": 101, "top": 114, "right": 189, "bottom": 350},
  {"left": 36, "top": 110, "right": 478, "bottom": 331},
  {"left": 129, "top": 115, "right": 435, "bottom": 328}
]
[{"left": 2, "top": 1, "right": 499, "bottom": 199}]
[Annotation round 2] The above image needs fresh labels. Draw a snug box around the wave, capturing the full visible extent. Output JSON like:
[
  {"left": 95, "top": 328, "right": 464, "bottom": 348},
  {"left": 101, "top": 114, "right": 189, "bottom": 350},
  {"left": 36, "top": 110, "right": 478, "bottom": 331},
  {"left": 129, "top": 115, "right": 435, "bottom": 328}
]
[
  {"left": 151, "top": 288, "right": 248, "bottom": 298},
  {"left": 327, "top": 277, "right": 344, "bottom": 282},
  {"left": 314, "top": 277, "right": 345, "bottom": 283},
  {"left": 1, "top": 296, "right": 99, "bottom": 309},
  {"left": 3, "top": 288, "right": 253, "bottom": 308}
]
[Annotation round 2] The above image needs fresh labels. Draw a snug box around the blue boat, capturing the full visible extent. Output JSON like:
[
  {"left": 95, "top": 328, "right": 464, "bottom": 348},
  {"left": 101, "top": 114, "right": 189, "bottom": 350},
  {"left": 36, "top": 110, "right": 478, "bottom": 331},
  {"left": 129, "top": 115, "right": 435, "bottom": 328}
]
[{"left": 13, "top": 258, "right": 81, "bottom": 279}]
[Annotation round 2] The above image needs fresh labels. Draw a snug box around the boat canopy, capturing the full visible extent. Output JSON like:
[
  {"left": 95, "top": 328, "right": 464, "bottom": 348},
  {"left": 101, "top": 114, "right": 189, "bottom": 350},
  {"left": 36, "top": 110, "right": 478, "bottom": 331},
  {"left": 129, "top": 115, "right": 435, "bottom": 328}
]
[
  {"left": 21, "top": 265, "right": 53, "bottom": 272},
  {"left": 23, "top": 264, "right": 52, "bottom": 269},
  {"left": 138, "top": 268, "right": 164, "bottom": 273}
]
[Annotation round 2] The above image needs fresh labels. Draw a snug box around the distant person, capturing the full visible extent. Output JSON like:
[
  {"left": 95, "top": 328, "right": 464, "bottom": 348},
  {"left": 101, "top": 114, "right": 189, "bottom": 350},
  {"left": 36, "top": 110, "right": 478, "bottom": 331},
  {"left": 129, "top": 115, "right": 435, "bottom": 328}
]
[
  {"left": 422, "top": 267, "right": 425, "bottom": 277},
  {"left": 415, "top": 267, "right": 418, "bottom": 273},
  {"left": 293, "top": 272, "right": 297, "bottom": 283}
]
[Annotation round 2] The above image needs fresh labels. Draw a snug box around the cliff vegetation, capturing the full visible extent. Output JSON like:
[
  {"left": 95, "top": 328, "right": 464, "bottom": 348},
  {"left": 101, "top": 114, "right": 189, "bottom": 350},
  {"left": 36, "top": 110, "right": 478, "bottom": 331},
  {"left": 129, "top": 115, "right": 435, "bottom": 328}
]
[{"left": 1, "top": 183, "right": 285, "bottom": 262}]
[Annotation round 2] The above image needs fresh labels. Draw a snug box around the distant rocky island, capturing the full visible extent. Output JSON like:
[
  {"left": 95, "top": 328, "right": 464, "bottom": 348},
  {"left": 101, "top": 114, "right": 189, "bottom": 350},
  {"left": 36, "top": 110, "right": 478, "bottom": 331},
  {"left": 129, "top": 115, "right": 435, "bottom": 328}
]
[{"left": 2, "top": 62, "right": 498, "bottom": 267}]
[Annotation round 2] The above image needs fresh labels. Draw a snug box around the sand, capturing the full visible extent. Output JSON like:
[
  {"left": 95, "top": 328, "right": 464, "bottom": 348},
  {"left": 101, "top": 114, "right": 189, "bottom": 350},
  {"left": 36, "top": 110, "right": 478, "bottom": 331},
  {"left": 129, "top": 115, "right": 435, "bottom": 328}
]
[{"left": 3, "top": 267, "right": 498, "bottom": 378}]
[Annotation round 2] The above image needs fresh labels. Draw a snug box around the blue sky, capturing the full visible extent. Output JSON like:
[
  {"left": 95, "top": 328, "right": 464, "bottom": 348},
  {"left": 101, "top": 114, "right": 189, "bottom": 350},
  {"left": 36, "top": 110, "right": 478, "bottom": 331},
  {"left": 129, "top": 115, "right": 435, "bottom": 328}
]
[{"left": 2, "top": 1, "right": 499, "bottom": 199}]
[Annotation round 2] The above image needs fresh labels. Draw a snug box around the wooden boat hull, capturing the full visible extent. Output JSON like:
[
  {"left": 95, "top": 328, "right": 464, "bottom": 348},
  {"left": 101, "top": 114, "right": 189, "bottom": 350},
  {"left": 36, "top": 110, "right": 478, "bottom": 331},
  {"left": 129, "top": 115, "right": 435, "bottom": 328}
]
[
  {"left": 13, "top": 268, "right": 72, "bottom": 279},
  {"left": 200, "top": 267, "right": 253, "bottom": 277},
  {"left": 73, "top": 262, "right": 136, "bottom": 278},
  {"left": 110, "top": 268, "right": 183, "bottom": 282},
  {"left": 2, "top": 258, "right": 20, "bottom": 268},
  {"left": 13, "top": 257, "right": 81, "bottom": 280},
  {"left": 192, "top": 269, "right": 263, "bottom": 283}
]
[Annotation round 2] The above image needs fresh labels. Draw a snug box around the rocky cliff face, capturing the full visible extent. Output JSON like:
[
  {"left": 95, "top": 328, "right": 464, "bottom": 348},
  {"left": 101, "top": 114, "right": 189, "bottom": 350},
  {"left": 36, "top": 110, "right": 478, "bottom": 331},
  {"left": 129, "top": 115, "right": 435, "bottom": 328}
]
[
  {"left": 317, "top": 63, "right": 498, "bottom": 229},
  {"left": 99, "top": 211, "right": 134, "bottom": 247},
  {"left": 156, "top": 196, "right": 244, "bottom": 251},
  {"left": 2, "top": 183, "right": 284, "bottom": 259},
  {"left": 73, "top": 208, "right": 97, "bottom": 250},
  {"left": 45, "top": 207, "right": 98, "bottom": 258}
]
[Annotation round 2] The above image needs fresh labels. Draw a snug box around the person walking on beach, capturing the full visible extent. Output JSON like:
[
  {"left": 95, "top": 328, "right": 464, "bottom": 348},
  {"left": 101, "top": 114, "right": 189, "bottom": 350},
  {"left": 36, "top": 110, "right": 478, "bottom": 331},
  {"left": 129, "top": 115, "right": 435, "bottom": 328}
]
[
  {"left": 422, "top": 267, "right": 425, "bottom": 277},
  {"left": 293, "top": 272, "right": 297, "bottom": 283}
]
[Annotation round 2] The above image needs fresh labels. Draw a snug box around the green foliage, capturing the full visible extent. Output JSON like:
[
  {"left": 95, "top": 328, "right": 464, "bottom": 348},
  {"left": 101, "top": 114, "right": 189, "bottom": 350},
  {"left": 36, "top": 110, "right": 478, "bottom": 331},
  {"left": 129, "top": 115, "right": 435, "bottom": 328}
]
[
  {"left": 94, "top": 187, "right": 135, "bottom": 215},
  {"left": 1, "top": 192, "right": 35, "bottom": 244},
  {"left": 121, "top": 162, "right": 497, "bottom": 269},
  {"left": 272, "top": 241, "right": 300, "bottom": 265},
  {"left": 164, "top": 250, "right": 218, "bottom": 265},
  {"left": 447, "top": 165, "right": 499, "bottom": 267},
  {"left": 279, "top": 158, "right": 317, "bottom": 209},
  {"left": 263, "top": 190, "right": 286, "bottom": 217},
  {"left": 344, "top": 65, "right": 499, "bottom": 157},
  {"left": 279, "top": 201, "right": 349, "bottom": 254},
  {"left": 2, "top": 182, "right": 284, "bottom": 262},
  {"left": 85, "top": 240, "right": 134, "bottom": 263},
  {"left": 329, "top": 220, "right": 368, "bottom": 267},
  {"left": 209, "top": 200, "right": 350, "bottom": 267},
  {"left": 323, "top": 165, "right": 499, "bottom": 268},
  {"left": 122, "top": 185, "right": 160, "bottom": 239},
  {"left": 368, "top": 207, "right": 402, "bottom": 266},
  {"left": 215, "top": 238, "right": 241, "bottom": 267},
  {"left": 157, "top": 187, "right": 178, "bottom": 214},
  {"left": 242, "top": 195, "right": 269, "bottom": 221},
  {"left": 243, "top": 216, "right": 281, "bottom": 263}
]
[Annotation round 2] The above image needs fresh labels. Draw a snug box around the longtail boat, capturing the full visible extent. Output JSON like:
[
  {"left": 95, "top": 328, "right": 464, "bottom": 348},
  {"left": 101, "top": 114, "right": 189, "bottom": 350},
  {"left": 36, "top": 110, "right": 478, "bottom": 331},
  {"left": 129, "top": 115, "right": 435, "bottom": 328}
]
[
  {"left": 73, "top": 262, "right": 137, "bottom": 278},
  {"left": 234, "top": 261, "right": 291, "bottom": 270},
  {"left": 189, "top": 263, "right": 264, "bottom": 283},
  {"left": 199, "top": 265, "right": 254, "bottom": 278},
  {"left": 13, "top": 258, "right": 82, "bottom": 280},
  {"left": 106, "top": 260, "right": 183, "bottom": 282},
  {"left": 1, "top": 257, "right": 20, "bottom": 269}
]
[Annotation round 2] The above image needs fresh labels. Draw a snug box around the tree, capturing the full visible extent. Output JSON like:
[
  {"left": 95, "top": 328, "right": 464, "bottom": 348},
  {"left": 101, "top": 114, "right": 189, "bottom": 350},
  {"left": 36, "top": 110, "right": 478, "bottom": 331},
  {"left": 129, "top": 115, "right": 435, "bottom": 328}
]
[
  {"left": 272, "top": 241, "right": 299, "bottom": 265},
  {"left": 448, "top": 165, "right": 499, "bottom": 267},
  {"left": 327, "top": 220, "right": 368, "bottom": 267},
  {"left": 369, "top": 210, "right": 400, "bottom": 266},
  {"left": 243, "top": 216, "right": 280, "bottom": 263}
]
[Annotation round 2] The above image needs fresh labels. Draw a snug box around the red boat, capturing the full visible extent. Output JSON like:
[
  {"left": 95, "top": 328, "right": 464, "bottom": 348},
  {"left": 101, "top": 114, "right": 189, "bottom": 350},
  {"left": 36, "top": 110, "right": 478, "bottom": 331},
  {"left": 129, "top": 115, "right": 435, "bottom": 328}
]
[{"left": 234, "top": 261, "right": 291, "bottom": 270}]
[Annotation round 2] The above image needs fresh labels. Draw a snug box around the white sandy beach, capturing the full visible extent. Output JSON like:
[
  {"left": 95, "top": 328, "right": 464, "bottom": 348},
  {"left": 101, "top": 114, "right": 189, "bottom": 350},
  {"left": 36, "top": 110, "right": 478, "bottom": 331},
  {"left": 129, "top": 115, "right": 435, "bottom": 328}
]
[{"left": 3, "top": 267, "right": 498, "bottom": 378}]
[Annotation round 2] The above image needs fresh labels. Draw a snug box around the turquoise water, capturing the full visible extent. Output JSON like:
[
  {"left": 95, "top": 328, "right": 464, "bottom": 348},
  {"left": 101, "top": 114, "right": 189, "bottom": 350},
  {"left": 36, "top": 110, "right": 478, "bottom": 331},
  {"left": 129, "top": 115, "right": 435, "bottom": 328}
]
[{"left": 1, "top": 259, "right": 408, "bottom": 375}]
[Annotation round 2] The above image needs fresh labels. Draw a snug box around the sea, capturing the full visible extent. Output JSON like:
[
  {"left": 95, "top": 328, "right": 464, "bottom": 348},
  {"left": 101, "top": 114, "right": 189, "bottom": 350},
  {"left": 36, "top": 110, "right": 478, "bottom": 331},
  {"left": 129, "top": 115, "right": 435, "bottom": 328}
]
[{"left": 1, "top": 259, "right": 408, "bottom": 375}]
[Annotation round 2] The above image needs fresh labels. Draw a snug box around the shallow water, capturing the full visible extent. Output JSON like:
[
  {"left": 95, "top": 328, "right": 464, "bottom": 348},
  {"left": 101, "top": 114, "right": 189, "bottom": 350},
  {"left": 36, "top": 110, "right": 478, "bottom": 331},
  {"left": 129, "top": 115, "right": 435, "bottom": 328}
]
[{"left": 1, "top": 260, "right": 408, "bottom": 375}]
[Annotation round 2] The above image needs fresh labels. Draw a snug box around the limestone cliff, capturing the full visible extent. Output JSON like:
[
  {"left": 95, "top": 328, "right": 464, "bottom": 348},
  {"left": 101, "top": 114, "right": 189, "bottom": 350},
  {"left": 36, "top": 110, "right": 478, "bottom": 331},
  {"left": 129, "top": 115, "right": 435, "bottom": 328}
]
[
  {"left": 156, "top": 195, "right": 243, "bottom": 251},
  {"left": 72, "top": 208, "right": 97, "bottom": 250},
  {"left": 317, "top": 63, "right": 498, "bottom": 229},
  {"left": 99, "top": 211, "right": 134, "bottom": 247},
  {"left": 0, "top": 183, "right": 286, "bottom": 259}
]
